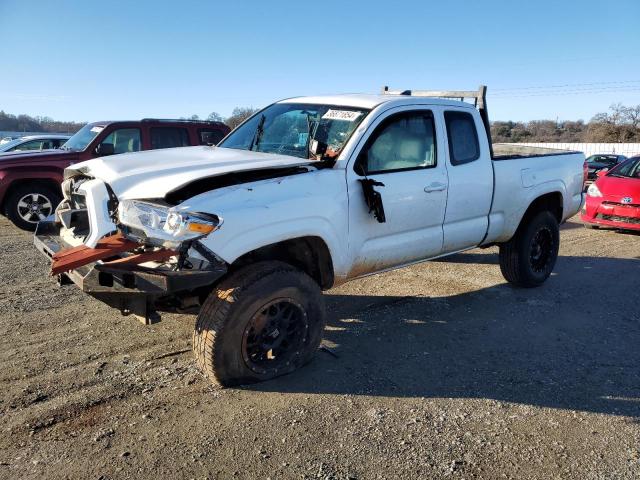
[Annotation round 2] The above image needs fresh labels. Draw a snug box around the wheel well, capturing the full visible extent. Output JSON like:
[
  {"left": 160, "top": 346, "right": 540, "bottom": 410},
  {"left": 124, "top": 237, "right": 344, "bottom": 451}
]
[
  {"left": 520, "top": 192, "right": 563, "bottom": 229},
  {"left": 1, "top": 179, "right": 62, "bottom": 213},
  {"left": 231, "top": 237, "right": 335, "bottom": 290}
]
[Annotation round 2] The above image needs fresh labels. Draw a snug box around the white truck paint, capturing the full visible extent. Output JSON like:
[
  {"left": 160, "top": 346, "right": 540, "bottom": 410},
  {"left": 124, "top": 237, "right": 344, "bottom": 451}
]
[{"left": 62, "top": 93, "right": 584, "bottom": 285}]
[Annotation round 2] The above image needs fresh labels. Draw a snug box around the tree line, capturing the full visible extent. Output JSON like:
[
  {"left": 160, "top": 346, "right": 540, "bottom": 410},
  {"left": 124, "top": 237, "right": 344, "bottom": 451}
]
[
  {"left": 2, "top": 104, "right": 639, "bottom": 143},
  {"left": 491, "top": 103, "right": 640, "bottom": 143},
  {"left": 0, "top": 111, "right": 86, "bottom": 134}
]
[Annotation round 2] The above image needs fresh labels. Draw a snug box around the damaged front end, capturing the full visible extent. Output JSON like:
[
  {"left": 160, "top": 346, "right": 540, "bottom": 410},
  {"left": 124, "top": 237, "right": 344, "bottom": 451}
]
[{"left": 34, "top": 174, "right": 227, "bottom": 324}]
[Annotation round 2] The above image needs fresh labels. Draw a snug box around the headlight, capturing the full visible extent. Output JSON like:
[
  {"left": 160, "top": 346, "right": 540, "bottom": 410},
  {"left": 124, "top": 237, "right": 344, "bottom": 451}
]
[
  {"left": 587, "top": 183, "right": 603, "bottom": 197},
  {"left": 117, "top": 200, "right": 222, "bottom": 248}
]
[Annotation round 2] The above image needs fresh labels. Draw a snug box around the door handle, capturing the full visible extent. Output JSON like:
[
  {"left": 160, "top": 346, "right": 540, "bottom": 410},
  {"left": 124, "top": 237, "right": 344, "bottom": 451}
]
[{"left": 424, "top": 182, "right": 447, "bottom": 193}]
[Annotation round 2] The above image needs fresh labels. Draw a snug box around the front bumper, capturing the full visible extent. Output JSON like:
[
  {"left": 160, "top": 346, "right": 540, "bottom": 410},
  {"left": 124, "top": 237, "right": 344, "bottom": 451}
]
[
  {"left": 580, "top": 195, "right": 640, "bottom": 231},
  {"left": 34, "top": 219, "right": 227, "bottom": 323}
]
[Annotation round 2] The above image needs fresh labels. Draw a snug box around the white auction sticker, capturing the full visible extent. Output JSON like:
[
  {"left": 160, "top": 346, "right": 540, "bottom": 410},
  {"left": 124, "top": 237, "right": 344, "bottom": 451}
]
[
  {"left": 90, "top": 126, "right": 104, "bottom": 133},
  {"left": 322, "top": 109, "right": 362, "bottom": 121}
]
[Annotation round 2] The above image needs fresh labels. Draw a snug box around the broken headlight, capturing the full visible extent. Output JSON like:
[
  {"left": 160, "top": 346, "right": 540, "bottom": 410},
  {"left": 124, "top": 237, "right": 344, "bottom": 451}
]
[{"left": 117, "top": 199, "right": 222, "bottom": 248}]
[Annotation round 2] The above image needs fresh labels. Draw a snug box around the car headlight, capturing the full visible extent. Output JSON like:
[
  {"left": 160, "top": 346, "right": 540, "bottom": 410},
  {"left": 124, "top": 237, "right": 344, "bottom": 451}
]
[
  {"left": 587, "top": 183, "right": 603, "bottom": 198},
  {"left": 117, "top": 200, "right": 222, "bottom": 248}
]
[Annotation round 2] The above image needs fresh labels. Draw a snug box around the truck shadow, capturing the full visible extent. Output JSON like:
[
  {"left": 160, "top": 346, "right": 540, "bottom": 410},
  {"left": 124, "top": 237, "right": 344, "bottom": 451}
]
[{"left": 248, "top": 252, "right": 640, "bottom": 419}]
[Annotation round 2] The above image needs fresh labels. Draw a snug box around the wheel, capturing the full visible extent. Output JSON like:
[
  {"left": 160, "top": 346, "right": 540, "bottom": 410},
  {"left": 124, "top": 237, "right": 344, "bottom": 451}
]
[
  {"left": 5, "top": 184, "right": 61, "bottom": 231},
  {"left": 193, "top": 261, "right": 326, "bottom": 386},
  {"left": 499, "top": 211, "right": 560, "bottom": 288}
]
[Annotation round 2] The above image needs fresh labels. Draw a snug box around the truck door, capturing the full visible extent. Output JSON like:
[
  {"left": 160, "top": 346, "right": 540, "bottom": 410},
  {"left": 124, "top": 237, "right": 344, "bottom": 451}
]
[
  {"left": 440, "top": 109, "right": 493, "bottom": 252},
  {"left": 346, "top": 108, "right": 448, "bottom": 278}
]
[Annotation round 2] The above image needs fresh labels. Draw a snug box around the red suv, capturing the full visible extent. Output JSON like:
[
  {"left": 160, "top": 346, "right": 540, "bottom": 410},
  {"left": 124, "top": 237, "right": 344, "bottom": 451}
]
[{"left": 0, "top": 119, "right": 229, "bottom": 230}]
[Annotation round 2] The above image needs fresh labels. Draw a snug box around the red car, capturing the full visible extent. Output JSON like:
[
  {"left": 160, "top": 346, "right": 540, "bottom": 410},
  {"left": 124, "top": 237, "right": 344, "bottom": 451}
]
[
  {"left": 0, "top": 119, "right": 229, "bottom": 230},
  {"left": 581, "top": 155, "right": 640, "bottom": 231}
]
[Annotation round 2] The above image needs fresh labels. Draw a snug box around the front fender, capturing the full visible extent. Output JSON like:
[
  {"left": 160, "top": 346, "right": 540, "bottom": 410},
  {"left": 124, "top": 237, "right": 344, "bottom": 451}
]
[
  {"left": 0, "top": 167, "right": 64, "bottom": 206},
  {"left": 180, "top": 168, "right": 350, "bottom": 279}
]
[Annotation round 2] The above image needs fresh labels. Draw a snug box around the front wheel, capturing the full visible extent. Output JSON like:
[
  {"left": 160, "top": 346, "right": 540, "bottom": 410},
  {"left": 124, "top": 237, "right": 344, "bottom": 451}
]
[
  {"left": 193, "top": 261, "right": 326, "bottom": 386},
  {"left": 5, "top": 184, "right": 61, "bottom": 231},
  {"left": 499, "top": 211, "right": 560, "bottom": 288}
]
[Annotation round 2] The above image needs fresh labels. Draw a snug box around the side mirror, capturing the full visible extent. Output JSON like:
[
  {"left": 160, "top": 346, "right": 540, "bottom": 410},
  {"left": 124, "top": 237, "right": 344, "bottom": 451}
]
[
  {"left": 596, "top": 168, "right": 609, "bottom": 178},
  {"left": 95, "top": 142, "right": 114, "bottom": 156}
]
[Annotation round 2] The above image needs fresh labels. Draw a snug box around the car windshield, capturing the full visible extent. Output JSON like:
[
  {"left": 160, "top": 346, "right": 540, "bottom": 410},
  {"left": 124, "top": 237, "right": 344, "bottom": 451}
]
[
  {"left": 0, "top": 138, "right": 24, "bottom": 151},
  {"left": 608, "top": 157, "right": 640, "bottom": 179},
  {"left": 61, "top": 124, "right": 105, "bottom": 151},
  {"left": 219, "top": 103, "right": 370, "bottom": 161},
  {"left": 586, "top": 155, "right": 618, "bottom": 165}
]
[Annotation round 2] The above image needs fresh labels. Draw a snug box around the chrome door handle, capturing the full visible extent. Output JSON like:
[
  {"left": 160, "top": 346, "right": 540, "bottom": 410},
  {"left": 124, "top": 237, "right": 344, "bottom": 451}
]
[{"left": 424, "top": 182, "right": 447, "bottom": 193}]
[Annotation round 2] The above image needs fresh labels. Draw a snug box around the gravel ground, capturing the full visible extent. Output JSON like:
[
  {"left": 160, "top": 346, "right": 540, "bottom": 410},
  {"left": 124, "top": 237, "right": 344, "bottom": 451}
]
[{"left": 0, "top": 215, "right": 638, "bottom": 479}]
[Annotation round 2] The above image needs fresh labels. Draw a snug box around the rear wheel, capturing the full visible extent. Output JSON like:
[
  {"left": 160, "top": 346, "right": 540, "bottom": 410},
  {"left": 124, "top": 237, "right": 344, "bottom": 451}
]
[
  {"left": 193, "top": 261, "right": 326, "bottom": 386},
  {"left": 5, "top": 184, "right": 61, "bottom": 231},
  {"left": 499, "top": 211, "right": 560, "bottom": 288}
]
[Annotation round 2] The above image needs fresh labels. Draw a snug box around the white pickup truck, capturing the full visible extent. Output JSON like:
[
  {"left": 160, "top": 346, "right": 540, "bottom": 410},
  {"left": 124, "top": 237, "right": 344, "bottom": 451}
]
[{"left": 35, "top": 86, "right": 585, "bottom": 386}]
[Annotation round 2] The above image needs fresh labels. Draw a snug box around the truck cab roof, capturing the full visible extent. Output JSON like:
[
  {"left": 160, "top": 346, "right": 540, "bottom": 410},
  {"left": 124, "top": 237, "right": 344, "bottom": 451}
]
[{"left": 280, "top": 93, "right": 477, "bottom": 111}]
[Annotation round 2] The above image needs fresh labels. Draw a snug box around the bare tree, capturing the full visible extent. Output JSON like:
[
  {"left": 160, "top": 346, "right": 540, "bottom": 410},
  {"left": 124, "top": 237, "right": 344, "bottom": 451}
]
[
  {"left": 207, "top": 112, "right": 224, "bottom": 122},
  {"left": 225, "top": 107, "right": 259, "bottom": 130}
]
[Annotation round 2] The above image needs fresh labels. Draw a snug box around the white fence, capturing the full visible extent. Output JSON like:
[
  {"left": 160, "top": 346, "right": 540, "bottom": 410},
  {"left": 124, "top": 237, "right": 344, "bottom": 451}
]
[{"left": 513, "top": 143, "right": 640, "bottom": 158}]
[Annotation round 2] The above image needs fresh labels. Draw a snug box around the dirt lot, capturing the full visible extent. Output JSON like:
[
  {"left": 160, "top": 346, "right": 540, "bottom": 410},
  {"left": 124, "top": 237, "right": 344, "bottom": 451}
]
[{"left": 0, "top": 215, "right": 639, "bottom": 480}]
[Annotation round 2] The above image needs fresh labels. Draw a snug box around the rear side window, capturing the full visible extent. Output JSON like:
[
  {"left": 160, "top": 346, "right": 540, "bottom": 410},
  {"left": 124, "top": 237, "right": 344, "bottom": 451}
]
[
  {"left": 11, "top": 139, "right": 56, "bottom": 151},
  {"left": 444, "top": 111, "right": 480, "bottom": 165},
  {"left": 150, "top": 127, "right": 190, "bottom": 149},
  {"left": 199, "top": 129, "right": 224, "bottom": 145}
]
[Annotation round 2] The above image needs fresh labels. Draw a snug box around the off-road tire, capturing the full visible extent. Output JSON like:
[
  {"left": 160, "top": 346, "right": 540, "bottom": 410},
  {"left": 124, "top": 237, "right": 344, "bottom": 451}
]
[
  {"left": 499, "top": 210, "right": 560, "bottom": 288},
  {"left": 5, "top": 183, "right": 61, "bottom": 231},
  {"left": 193, "top": 261, "right": 326, "bottom": 387}
]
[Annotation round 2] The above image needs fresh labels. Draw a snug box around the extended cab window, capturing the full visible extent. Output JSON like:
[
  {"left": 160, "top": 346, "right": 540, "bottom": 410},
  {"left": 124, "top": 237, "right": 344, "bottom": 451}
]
[
  {"left": 101, "top": 128, "right": 141, "bottom": 154},
  {"left": 199, "top": 129, "right": 224, "bottom": 145},
  {"left": 444, "top": 111, "right": 480, "bottom": 165},
  {"left": 151, "top": 127, "right": 190, "bottom": 149},
  {"left": 356, "top": 111, "right": 436, "bottom": 175}
]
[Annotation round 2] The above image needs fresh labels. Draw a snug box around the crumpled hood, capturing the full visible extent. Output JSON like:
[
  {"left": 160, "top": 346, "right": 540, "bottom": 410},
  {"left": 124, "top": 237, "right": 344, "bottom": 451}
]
[{"left": 66, "top": 146, "right": 315, "bottom": 200}]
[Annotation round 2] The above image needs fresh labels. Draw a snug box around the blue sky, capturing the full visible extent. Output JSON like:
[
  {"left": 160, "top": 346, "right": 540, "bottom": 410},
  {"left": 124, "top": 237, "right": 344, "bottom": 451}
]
[{"left": 1, "top": 0, "right": 639, "bottom": 122}]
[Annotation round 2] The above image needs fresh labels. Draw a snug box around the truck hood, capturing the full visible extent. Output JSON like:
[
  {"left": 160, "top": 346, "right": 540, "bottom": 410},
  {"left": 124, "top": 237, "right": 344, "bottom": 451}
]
[{"left": 66, "top": 146, "right": 316, "bottom": 200}]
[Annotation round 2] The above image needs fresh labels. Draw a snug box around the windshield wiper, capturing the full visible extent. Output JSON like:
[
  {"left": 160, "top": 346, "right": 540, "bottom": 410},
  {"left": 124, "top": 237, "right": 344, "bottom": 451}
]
[
  {"left": 248, "top": 114, "right": 266, "bottom": 152},
  {"left": 304, "top": 113, "right": 318, "bottom": 159}
]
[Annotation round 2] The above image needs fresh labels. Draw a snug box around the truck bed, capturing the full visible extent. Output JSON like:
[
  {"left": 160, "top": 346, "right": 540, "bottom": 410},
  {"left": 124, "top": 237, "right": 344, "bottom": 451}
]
[{"left": 484, "top": 147, "right": 585, "bottom": 245}]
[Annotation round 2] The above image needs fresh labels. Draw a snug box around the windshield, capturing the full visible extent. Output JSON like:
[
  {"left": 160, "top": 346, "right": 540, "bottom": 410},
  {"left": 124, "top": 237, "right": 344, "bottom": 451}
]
[
  {"left": 219, "top": 103, "right": 370, "bottom": 161},
  {"left": 586, "top": 154, "right": 619, "bottom": 165},
  {"left": 0, "top": 138, "right": 24, "bottom": 151},
  {"left": 0, "top": 137, "right": 17, "bottom": 146},
  {"left": 608, "top": 157, "right": 640, "bottom": 179},
  {"left": 61, "top": 124, "right": 105, "bottom": 151}
]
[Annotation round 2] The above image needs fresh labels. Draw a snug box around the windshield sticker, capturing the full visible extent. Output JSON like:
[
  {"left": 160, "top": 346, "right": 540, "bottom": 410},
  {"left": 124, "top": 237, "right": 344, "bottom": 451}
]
[
  {"left": 90, "top": 126, "right": 104, "bottom": 133},
  {"left": 322, "top": 110, "right": 363, "bottom": 122}
]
